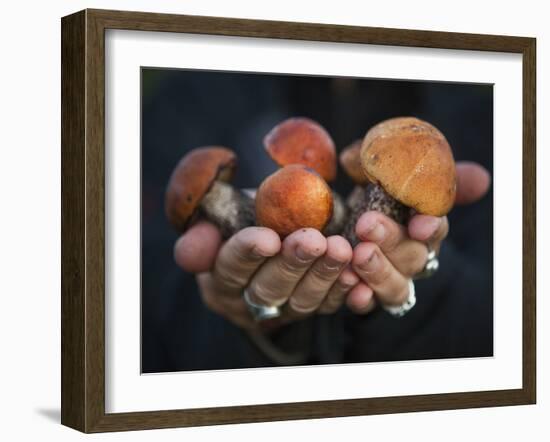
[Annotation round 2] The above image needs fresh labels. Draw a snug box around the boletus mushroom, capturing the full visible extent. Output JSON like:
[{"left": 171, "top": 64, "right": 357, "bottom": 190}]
[
  {"left": 264, "top": 116, "right": 337, "bottom": 182},
  {"left": 340, "top": 139, "right": 368, "bottom": 186},
  {"left": 339, "top": 138, "right": 370, "bottom": 211},
  {"left": 263, "top": 117, "right": 347, "bottom": 235},
  {"left": 343, "top": 117, "right": 456, "bottom": 245},
  {"left": 255, "top": 164, "right": 333, "bottom": 238},
  {"left": 165, "top": 146, "right": 255, "bottom": 238}
]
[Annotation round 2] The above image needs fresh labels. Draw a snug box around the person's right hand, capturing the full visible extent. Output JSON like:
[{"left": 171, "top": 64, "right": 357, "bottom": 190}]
[{"left": 174, "top": 224, "right": 357, "bottom": 331}]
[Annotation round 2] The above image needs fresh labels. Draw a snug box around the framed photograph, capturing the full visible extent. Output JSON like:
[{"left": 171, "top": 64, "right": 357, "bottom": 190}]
[{"left": 61, "top": 9, "right": 536, "bottom": 433}]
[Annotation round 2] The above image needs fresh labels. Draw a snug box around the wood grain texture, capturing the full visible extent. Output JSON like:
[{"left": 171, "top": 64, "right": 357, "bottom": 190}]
[
  {"left": 60, "top": 8, "right": 537, "bottom": 433},
  {"left": 61, "top": 10, "right": 86, "bottom": 431},
  {"left": 84, "top": 9, "right": 108, "bottom": 432},
  {"left": 522, "top": 38, "right": 536, "bottom": 403},
  {"left": 88, "top": 8, "right": 532, "bottom": 52}
]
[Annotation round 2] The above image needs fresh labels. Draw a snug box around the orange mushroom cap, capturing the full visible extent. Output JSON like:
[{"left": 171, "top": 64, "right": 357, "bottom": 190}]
[
  {"left": 255, "top": 164, "right": 333, "bottom": 237},
  {"left": 165, "top": 146, "right": 237, "bottom": 231},
  {"left": 339, "top": 139, "right": 369, "bottom": 185},
  {"left": 264, "top": 117, "right": 337, "bottom": 182},
  {"left": 360, "top": 117, "right": 456, "bottom": 216}
]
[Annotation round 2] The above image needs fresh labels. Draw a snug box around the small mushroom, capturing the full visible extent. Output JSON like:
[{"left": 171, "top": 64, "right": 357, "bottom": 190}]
[
  {"left": 264, "top": 117, "right": 336, "bottom": 181},
  {"left": 165, "top": 146, "right": 255, "bottom": 238},
  {"left": 339, "top": 139, "right": 370, "bottom": 210},
  {"left": 264, "top": 117, "right": 346, "bottom": 235},
  {"left": 255, "top": 164, "right": 333, "bottom": 238},
  {"left": 340, "top": 139, "right": 385, "bottom": 244},
  {"left": 340, "top": 139, "right": 368, "bottom": 186},
  {"left": 343, "top": 117, "right": 456, "bottom": 246}
]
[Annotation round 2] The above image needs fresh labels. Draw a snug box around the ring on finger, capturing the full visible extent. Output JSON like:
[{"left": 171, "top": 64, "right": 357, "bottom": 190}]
[
  {"left": 413, "top": 244, "right": 439, "bottom": 280},
  {"left": 382, "top": 279, "right": 416, "bottom": 317},
  {"left": 243, "top": 289, "right": 282, "bottom": 321}
]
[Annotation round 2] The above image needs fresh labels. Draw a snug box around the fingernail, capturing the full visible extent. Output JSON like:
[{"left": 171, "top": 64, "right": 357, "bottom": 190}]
[
  {"left": 340, "top": 273, "right": 359, "bottom": 289},
  {"left": 426, "top": 217, "right": 442, "bottom": 236},
  {"left": 340, "top": 281, "right": 355, "bottom": 291},
  {"left": 295, "top": 247, "right": 315, "bottom": 263},
  {"left": 367, "top": 223, "right": 385, "bottom": 242}
]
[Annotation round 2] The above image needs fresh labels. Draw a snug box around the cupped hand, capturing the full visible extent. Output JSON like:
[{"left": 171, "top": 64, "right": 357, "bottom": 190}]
[
  {"left": 347, "top": 161, "right": 491, "bottom": 314},
  {"left": 174, "top": 224, "right": 357, "bottom": 331},
  {"left": 174, "top": 161, "right": 491, "bottom": 325}
]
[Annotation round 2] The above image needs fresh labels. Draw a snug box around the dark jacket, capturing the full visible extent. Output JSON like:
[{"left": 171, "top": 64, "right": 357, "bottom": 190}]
[{"left": 141, "top": 69, "right": 493, "bottom": 373}]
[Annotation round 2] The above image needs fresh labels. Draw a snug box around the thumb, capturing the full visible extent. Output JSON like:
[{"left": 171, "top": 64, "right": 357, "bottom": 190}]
[
  {"left": 455, "top": 161, "right": 491, "bottom": 205},
  {"left": 174, "top": 221, "right": 222, "bottom": 273}
]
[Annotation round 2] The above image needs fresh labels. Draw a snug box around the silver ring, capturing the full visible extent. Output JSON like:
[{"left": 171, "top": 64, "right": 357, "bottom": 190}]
[
  {"left": 382, "top": 279, "right": 416, "bottom": 318},
  {"left": 413, "top": 244, "right": 439, "bottom": 280},
  {"left": 243, "top": 289, "right": 282, "bottom": 321}
]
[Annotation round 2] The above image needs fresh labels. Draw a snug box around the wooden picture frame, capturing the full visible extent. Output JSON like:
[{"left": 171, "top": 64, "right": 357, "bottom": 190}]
[{"left": 61, "top": 8, "right": 536, "bottom": 433}]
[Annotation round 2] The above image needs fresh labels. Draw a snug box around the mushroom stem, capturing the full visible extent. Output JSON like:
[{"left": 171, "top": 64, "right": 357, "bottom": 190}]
[
  {"left": 344, "top": 183, "right": 409, "bottom": 246},
  {"left": 323, "top": 191, "right": 348, "bottom": 236},
  {"left": 200, "top": 181, "right": 255, "bottom": 238}
]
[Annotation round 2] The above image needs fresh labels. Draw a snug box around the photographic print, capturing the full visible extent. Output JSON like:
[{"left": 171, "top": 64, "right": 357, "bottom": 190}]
[
  {"left": 61, "top": 9, "right": 534, "bottom": 431},
  {"left": 141, "top": 68, "right": 494, "bottom": 373}
]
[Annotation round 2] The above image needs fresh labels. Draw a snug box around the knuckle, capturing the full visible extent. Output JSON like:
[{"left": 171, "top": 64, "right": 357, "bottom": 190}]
[
  {"left": 247, "top": 280, "right": 282, "bottom": 305},
  {"left": 232, "top": 238, "right": 258, "bottom": 263},
  {"left": 213, "top": 265, "right": 248, "bottom": 291},
  {"left": 369, "top": 262, "right": 393, "bottom": 286},
  {"left": 277, "top": 258, "right": 306, "bottom": 279},
  {"left": 288, "top": 296, "right": 318, "bottom": 314},
  {"left": 310, "top": 262, "right": 341, "bottom": 283},
  {"left": 381, "top": 230, "right": 401, "bottom": 253}
]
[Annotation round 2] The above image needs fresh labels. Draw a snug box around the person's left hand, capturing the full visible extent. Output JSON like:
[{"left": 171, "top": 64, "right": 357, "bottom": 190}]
[{"left": 346, "top": 161, "right": 491, "bottom": 314}]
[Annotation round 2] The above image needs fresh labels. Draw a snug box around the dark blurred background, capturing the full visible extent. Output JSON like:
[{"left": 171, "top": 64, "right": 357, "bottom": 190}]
[{"left": 141, "top": 68, "right": 493, "bottom": 373}]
